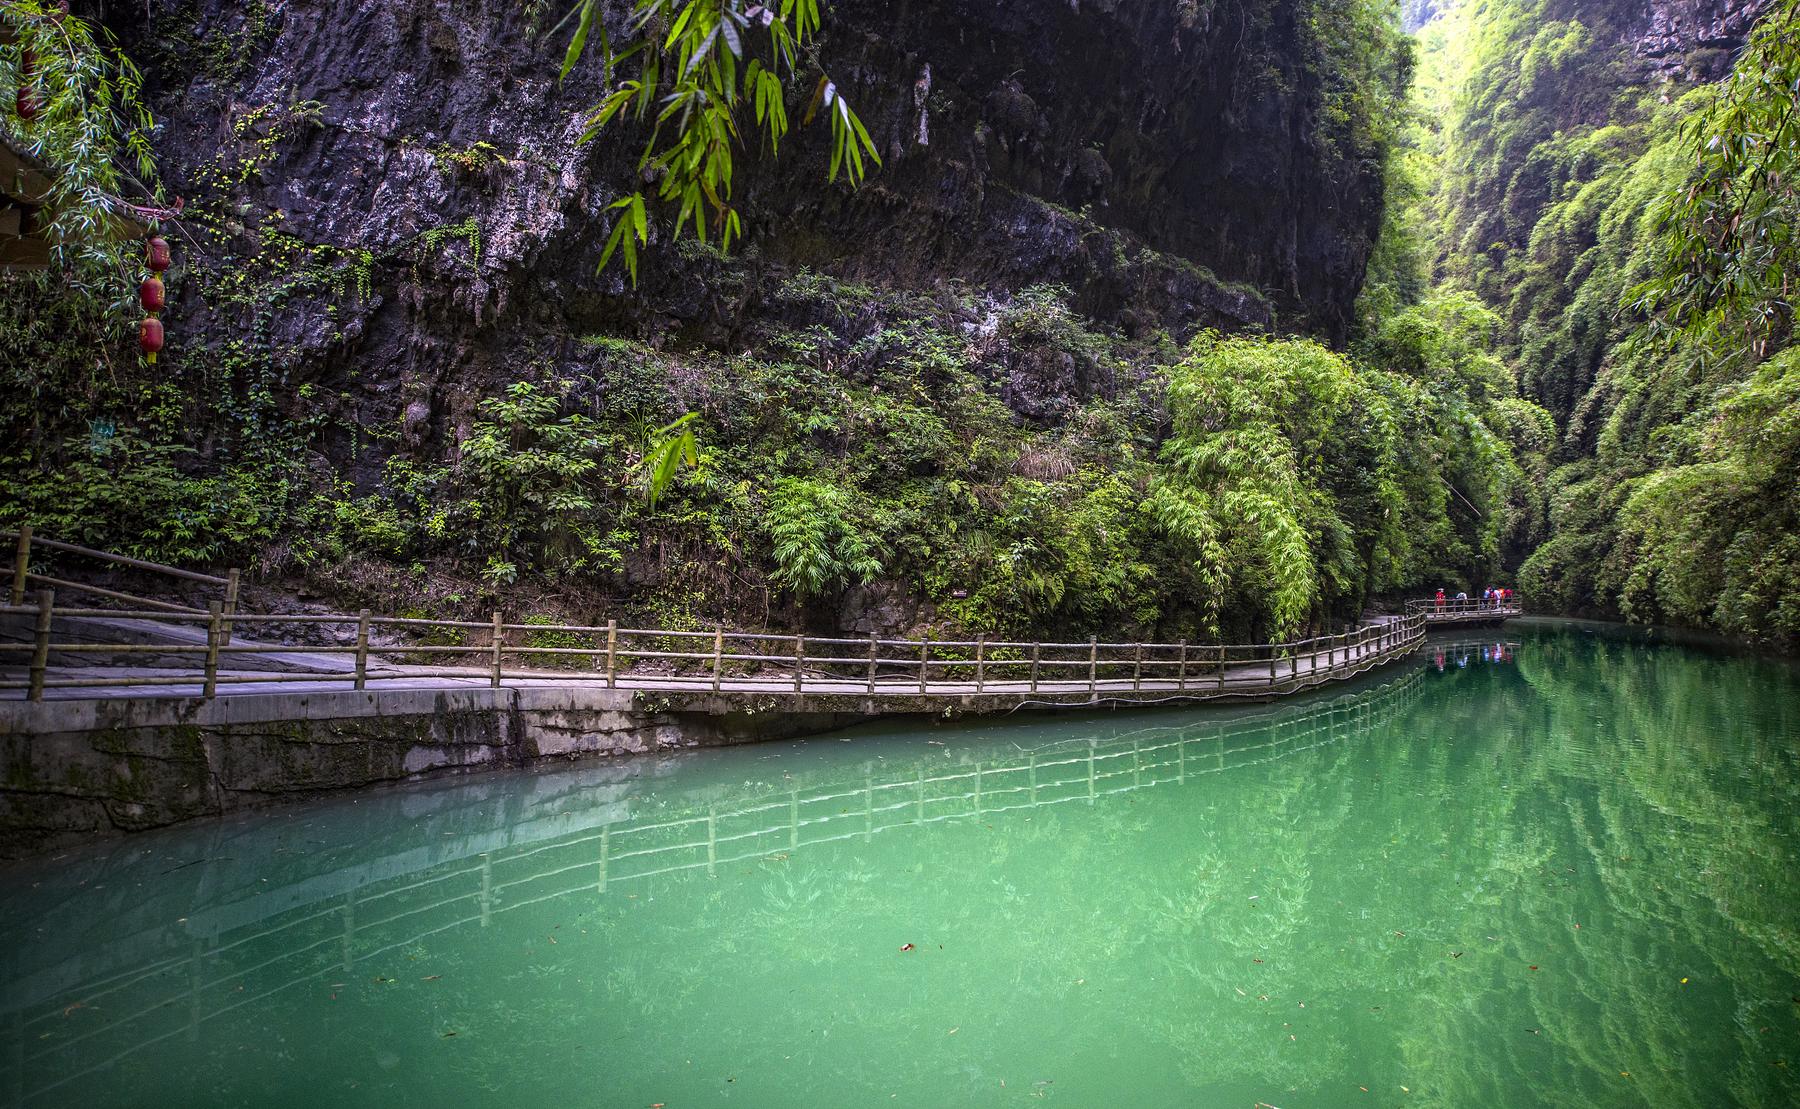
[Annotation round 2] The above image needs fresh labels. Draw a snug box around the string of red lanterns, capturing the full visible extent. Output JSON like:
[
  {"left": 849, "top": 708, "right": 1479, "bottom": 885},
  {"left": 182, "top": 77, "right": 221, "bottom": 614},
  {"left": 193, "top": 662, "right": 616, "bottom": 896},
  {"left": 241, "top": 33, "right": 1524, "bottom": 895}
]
[
  {"left": 140, "top": 235, "right": 170, "bottom": 363},
  {"left": 13, "top": 5, "right": 175, "bottom": 362}
]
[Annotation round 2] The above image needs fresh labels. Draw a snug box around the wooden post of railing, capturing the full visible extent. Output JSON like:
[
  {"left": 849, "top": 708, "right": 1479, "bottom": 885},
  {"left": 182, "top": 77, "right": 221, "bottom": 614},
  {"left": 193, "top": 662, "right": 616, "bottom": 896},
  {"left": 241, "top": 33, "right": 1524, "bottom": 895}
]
[
  {"left": 489, "top": 611, "right": 503, "bottom": 688},
  {"left": 711, "top": 626, "right": 724, "bottom": 692},
  {"left": 1132, "top": 643, "right": 1143, "bottom": 691},
  {"left": 1328, "top": 635, "right": 1336, "bottom": 671},
  {"left": 866, "top": 632, "right": 879, "bottom": 693},
  {"left": 1176, "top": 640, "right": 1188, "bottom": 690},
  {"left": 221, "top": 568, "right": 241, "bottom": 646},
  {"left": 604, "top": 619, "right": 618, "bottom": 688},
  {"left": 1087, "top": 636, "right": 1098, "bottom": 691},
  {"left": 1217, "top": 644, "right": 1226, "bottom": 690},
  {"left": 1269, "top": 645, "right": 1278, "bottom": 686},
  {"left": 918, "top": 636, "right": 931, "bottom": 694},
  {"left": 793, "top": 635, "right": 805, "bottom": 694},
  {"left": 27, "top": 587, "right": 52, "bottom": 702},
  {"left": 975, "top": 634, "right": 986, "bottom": 693},
  {"left": 354, "top": 608, "right": 371, "bottom": 691},
  {"left": 10, "top": 523, "right": 30, "bottom": 607},
  {"left": 1029, "top": 642, "right": 1041, "bottom": 693},
  {"left": 203, "top": 601, "right": 222, "bottom": 699}
]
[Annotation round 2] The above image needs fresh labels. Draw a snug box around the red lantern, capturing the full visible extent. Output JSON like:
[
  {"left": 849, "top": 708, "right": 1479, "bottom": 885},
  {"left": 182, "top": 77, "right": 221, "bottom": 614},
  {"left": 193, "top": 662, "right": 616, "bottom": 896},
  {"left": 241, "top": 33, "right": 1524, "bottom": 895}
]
[
  {"left": 139, "top": 277, "right": 166, "bottom": 312},
  {"left": 139, "top": 317, "right": 165, "bottom": 363},
  {"left": 146, "top": 236, "right": 171, "bottom": 273},
  {"left": 15, "top": 48, "right": 37, "bottom": 122}
]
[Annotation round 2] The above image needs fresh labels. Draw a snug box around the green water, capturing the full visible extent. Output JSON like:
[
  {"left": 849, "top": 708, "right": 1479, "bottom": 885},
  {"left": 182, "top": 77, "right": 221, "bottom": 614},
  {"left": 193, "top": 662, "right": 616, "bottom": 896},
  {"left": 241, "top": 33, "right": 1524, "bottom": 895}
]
[{"left": 3, "top": 623, "right": 1798, "bottom": 1108}]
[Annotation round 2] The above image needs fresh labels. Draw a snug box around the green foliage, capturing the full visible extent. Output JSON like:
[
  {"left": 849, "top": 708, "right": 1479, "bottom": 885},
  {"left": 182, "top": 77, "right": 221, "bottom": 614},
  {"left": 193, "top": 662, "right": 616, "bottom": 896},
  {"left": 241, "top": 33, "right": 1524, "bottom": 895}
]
[
  {"left": 1403, "top": 0, "right": 1800, "bottom": 643},
  {"left": 458, "top": 382, "right": 609, "bottom": 572},
  {"left": 764, "top": 477, "right": 882, "bottom": 596},
  {"left": 429, "top": 140, "right": 508, "bottom": 178},
  {"left": 1631, "top": 0, "right": 1800, "bottom": 364},
  {"left": 1610, "top": 349, "right": 1800, "bottom": 638},
  {"left": 559, "top": 0, "right": 879, "bottom": 281},
  {"left": 1, "top": 2, "right": 162, "bottom": 272},
  {"left": 1149, "top": 334, "right": 1353, "bottom": 636}
]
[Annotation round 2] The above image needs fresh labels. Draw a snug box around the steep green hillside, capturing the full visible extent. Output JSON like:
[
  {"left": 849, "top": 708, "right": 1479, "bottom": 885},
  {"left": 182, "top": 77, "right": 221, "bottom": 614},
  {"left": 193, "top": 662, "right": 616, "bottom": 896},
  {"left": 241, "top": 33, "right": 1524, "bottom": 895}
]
[{"left": 1396, "top": 0, "right": 1797, "bottom": 643}]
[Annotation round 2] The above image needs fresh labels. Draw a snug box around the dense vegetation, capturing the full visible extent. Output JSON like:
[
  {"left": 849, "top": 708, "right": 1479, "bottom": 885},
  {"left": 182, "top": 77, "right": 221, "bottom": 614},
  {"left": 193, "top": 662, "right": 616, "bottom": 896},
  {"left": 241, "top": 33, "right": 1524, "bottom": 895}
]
[
  {"left": 1396, "top": 0, "right": 1800, "bottom": 643},
  {"left": 3, "top": 0, "right": 1795, "bottom": 647}
]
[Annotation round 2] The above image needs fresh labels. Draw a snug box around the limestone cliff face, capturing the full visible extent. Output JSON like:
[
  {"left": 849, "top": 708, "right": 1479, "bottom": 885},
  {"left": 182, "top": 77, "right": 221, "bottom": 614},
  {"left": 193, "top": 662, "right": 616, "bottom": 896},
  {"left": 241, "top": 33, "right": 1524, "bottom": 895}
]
[
  {"left": 109, "top": 0, "right": 1392, "bottom": 456},
  {"left": 1636, "top": 0, "right": 1773, "bottom": 78}
]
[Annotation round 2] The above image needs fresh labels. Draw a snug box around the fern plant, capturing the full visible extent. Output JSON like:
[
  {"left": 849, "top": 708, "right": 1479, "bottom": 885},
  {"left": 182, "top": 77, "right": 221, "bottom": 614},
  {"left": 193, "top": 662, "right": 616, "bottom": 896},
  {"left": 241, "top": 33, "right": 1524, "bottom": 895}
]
[{"left": 764, "top": 476, "right": 882, "bottom": 595}]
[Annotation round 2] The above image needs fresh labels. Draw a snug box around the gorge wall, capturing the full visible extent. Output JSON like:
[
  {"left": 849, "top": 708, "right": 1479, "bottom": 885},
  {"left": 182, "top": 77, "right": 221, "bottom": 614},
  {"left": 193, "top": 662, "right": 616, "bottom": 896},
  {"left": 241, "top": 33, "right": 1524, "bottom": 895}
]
[{"left": 121, "top": 0, "right": 1386, "bottom": 451}]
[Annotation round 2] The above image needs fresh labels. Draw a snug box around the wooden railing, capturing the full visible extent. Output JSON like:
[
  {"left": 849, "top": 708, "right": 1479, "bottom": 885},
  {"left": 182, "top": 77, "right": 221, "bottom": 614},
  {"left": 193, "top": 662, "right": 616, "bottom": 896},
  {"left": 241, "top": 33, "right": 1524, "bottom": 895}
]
[
  {"left": 1, "top": 532, "right": 1455, "bottom": 705},
  {"left": 0, "top": 591, "right": 1428, "bottom": 703},
  {"left": 1405, "top": 596, "right": 1524, "bottom": 619},
  {"left": 4, "top": 524, "right": 240, "bottom": 620}
]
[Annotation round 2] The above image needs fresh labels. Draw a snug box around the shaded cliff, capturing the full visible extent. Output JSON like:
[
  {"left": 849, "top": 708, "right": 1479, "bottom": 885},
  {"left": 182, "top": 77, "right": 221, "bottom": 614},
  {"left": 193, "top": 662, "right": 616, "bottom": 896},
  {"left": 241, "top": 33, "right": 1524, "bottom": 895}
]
[{"left": 116, "top": 0, "right": 1398, "bottom": 436}]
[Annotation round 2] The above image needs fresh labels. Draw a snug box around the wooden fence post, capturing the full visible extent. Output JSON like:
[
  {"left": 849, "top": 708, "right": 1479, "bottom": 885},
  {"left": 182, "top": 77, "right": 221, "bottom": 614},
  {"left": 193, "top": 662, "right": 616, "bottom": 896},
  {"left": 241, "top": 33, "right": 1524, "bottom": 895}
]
[
  {"left": 1217, "top": 644, "right": 1226, "bottom": 691},
  {"left": 918, "top": 637, "right": 931, "bottom": 694},
  {"left": 1132, "top": 643, "right": 1143, "bottom": 691},
  {"left": 203, "top": 601, "right": 222, "bottom": 700},
  {"left": 866, "top": 632, "right": 879, "bottom": 694},
  {"left": 711, "top": 626, "right": 725, "bottom": 692},
  {"left": 10, "top": 524, "right": 30, "bottom": 607},
  {"left": 489, "top": 611, "right": 503, "bottom": 688},
  {"left": 793, "top": 635, "right": 805, "bottom": 694},
  {"left": 975, "top": 634, "right": 986, "bottom": 693},
  {"left": 1269, "top": 645, "right": 1278, "bottom": 686},
  {"left": 604, "top": 619, "right": 618, "bottom": 689},
  {"left": 1176, "top": 640, "right": 1188, "bottom": 690},
  {"left": 354, "top": 608, "right": 371, "bottom": 691},
  {"left": 1030, "top": 642, "right": 1041, "bottom": 693},
  {"left": 1088, "top": 637, "right": 1098, "bottom": 691},
  {"left": 221, "top": 568, "right": 241, "bottom": 646},
  {"left": 27, "top": 587, "right": 52, "bottom": 701}
]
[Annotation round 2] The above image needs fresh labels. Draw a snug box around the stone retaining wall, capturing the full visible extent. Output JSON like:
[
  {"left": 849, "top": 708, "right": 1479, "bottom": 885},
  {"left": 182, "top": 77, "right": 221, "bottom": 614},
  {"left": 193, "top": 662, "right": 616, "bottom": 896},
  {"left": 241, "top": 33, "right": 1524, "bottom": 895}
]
[{"left": 0, "top": 688, "right": 864, "bottom": 857}]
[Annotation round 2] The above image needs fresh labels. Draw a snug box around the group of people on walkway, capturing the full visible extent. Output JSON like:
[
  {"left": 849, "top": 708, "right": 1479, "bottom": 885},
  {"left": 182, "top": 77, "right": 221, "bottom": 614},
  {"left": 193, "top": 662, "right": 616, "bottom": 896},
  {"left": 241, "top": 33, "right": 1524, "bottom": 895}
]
[{"left": 1433, "top": 586, "right": 1515, "bottom": 611}]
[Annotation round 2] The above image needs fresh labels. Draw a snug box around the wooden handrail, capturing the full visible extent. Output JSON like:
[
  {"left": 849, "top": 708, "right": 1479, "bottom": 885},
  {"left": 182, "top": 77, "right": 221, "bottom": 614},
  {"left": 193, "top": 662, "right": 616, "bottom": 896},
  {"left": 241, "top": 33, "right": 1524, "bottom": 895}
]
[
  {"left": 1, "top": 528, "right": 230, "bottom": 585},
  {"left": 2, "top": 536, "right": 1474, "bottom": 704},
  {"left": 3, "top": 526, "right": 240, "bottom": 626}
]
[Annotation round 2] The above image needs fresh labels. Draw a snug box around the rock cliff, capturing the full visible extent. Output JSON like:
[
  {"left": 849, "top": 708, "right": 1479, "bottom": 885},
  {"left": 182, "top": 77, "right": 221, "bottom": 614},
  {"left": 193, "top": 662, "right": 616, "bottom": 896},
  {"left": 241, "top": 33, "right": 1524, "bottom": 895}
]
[{"left": 113, "top": 0, "right": 1393, "bottom": 448}]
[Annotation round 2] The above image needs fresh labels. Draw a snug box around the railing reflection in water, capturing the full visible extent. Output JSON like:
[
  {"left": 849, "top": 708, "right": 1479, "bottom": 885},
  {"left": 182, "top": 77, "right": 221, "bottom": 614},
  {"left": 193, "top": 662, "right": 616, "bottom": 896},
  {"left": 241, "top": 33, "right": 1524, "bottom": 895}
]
[{"left": 2, "top": 668, "right": 1426, "bottom": 1104}]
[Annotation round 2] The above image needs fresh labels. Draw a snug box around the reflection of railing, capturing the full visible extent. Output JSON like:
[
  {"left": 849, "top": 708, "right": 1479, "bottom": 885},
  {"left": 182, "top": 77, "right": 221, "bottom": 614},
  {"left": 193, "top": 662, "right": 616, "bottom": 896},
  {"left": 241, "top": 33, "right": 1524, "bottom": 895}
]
[
  {"left": 3, "top": 670, "right": 1425, "bottom": 1102},
  {"left": 1, "top": 533, "right": 1429, "bottom": 703}
]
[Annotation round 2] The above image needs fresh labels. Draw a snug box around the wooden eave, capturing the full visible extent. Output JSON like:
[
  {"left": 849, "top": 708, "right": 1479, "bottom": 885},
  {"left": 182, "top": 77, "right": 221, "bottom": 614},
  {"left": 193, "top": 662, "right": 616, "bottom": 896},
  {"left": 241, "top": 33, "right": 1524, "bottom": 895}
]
[{"left": 1, "top": 130, "right": 150, "bottom": 271}]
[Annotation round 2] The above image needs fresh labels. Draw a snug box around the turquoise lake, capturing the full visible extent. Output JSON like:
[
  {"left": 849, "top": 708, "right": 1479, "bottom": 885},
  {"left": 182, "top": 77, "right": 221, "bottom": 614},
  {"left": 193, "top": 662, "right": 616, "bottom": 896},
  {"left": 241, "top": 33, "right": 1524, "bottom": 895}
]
[{"left": 2, "top": 621, "right": 1797, "bottom": 1107}]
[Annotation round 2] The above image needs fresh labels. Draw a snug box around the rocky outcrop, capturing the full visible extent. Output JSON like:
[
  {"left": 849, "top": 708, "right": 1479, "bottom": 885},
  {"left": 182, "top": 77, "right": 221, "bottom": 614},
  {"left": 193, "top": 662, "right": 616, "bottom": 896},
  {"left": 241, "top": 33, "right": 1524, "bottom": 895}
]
[
  {"left": 109, "top": 0, "right": 1392, "bottom": 443},
  {"left": 1636, "top": 0, "right": 1773, "bottom": 79}
]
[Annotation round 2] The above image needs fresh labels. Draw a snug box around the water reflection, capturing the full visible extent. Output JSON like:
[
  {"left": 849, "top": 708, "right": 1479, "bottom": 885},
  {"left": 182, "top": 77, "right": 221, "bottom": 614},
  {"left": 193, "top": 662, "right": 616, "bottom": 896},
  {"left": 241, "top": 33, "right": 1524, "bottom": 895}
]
[
  {"left": 1430, "top": 638, "right": 1519, "bottom": 670},
  {"left": 2, "top": 629, "right": 1798, "bottom": 1108},
  {"left": 0, "top": 670, "right": 1426, "bottom": 1107}
]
